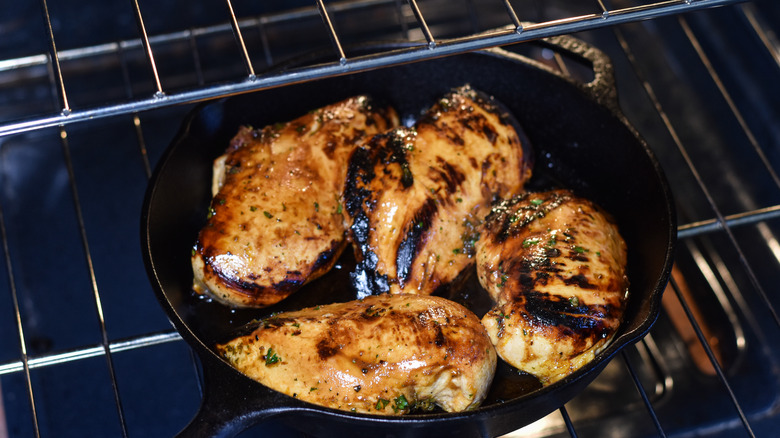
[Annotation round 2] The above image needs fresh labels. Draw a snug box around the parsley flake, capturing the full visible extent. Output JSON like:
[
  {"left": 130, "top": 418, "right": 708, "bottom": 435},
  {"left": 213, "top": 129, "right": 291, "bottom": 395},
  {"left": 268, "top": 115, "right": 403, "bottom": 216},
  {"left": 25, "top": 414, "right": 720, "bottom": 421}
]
[
  {"left": 376, "top": 398, "right": 389, "bottom": 410},
  {"left": 522, "top": 238, "right": 540, "bottom": 248},
  {"left": 392, "top": 394, "right": 409, "bottom": 412},
  {"left": 264, "top": 347, "right": 281, "bottom": 366}
]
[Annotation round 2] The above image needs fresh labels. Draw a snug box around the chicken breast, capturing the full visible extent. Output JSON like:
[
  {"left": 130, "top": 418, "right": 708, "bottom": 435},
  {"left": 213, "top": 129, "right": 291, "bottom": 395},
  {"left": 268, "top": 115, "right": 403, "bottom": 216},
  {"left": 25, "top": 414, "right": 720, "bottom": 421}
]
[
  {"left": 344, "top": 85, "right": 532, "bottom": 297},
  {"left": 217, "top": 293, "right": 496, "bottom": 414},
  {"left": 191, "top": 96, "right": 398, "bottom": 308},
  {"left": 477, "top": 189, "right": 628, "bottom": 384}
]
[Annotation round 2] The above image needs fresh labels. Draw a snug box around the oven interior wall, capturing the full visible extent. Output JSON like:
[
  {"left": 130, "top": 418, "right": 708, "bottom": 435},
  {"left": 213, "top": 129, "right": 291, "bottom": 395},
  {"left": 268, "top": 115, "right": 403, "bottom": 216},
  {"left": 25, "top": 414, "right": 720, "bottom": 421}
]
[{"left": 0, "top": 0, "right": 778, "bottom": 437}]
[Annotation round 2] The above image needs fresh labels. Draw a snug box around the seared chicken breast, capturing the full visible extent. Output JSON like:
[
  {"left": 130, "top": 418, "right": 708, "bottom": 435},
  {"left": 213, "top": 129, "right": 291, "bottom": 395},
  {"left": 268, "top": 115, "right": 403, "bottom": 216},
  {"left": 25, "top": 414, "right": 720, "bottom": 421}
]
[
  {"left": 477, "top": 189, "right": 628, "bottom": 384},
  {"left": 217, "top": 293, "right": 496, "bottom": 414},
  {"left": 344, "top": 85, "right": 532, "bottom": 297},
  {"left": 192, "top": 96, "right": 398, "bottom": 308}
]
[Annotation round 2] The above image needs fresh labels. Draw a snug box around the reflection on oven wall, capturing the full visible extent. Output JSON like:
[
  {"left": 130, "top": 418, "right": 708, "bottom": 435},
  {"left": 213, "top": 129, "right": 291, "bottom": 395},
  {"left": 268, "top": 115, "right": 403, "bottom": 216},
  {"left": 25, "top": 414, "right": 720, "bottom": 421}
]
[{"left": 0, "top": 0, "right": 778, "bottom": 437}]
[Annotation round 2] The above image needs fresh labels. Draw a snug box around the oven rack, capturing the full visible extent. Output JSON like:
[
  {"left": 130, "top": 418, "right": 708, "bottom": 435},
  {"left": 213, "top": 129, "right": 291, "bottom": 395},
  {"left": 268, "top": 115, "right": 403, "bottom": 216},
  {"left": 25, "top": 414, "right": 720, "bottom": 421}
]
[
  {"left": 1, "top": 0, "right": 779, "bottom": 437},
  {"left": 0, "top": 0, "right": 747, "bottom": 138}
]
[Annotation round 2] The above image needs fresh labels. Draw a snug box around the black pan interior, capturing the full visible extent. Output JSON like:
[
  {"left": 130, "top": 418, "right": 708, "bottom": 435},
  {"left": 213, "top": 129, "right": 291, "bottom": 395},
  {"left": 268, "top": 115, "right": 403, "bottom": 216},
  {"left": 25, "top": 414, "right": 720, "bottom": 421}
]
[{"left": 142, "top": 46, "right": 675, "bottom": 437}]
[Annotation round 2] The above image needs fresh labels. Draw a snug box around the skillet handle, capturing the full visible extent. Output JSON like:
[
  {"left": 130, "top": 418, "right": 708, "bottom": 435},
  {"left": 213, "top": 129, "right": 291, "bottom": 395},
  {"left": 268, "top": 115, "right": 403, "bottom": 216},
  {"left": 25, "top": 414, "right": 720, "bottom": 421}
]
[
  {"left": 544, "top": 33, "right": 618, "bottom": 108},
  {"left": 176, "top": 352, "right": 284, "bottom": 438},
  {"left": 496, "top": 30, "right": 619, "bottom": 110}
]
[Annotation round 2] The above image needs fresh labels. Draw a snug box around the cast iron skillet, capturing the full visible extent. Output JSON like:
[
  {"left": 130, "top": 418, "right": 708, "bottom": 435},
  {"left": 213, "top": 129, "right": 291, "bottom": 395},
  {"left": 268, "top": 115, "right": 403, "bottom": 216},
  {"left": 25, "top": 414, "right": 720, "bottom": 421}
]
[{"left": 142, "top": 34, "right": 676, "bottom": 437}]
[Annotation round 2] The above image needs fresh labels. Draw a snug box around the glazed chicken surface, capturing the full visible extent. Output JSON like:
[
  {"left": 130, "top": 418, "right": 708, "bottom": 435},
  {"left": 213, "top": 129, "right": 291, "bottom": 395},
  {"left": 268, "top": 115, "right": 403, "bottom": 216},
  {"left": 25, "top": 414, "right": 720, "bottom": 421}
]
[
  {"left": 217, "top": 293, "right": 497, "bottom": 414},
  {"left": 477, "top": 189, "right": 628, "bottom": 384},
  {"left": 344, "top": 85, "right": 532, "bottom": 297},
  {"left": 192, "top": 96, "right": 398, "bottom": 308}
]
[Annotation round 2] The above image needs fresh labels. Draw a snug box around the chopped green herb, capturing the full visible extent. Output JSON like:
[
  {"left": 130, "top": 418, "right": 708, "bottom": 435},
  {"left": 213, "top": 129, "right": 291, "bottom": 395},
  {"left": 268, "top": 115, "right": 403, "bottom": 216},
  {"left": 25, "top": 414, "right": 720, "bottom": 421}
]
[
  {"left": 263, "top": 211, "right": 273, "bottom": 219},
  {"left": 392, "top": 394, "right": 409, "bottom": 412},
  {"left": 530, "top": 199, "right": 544, "bottom": 206},
  {"left": 310, "top": 387, "right": 318, "bottom": 392},
  {"left": 249, "top": 206, "right": 257, "bottom": 212},
  {"left": 264, "top": 347, "right": 281, "bottom": 366},
  {"left": 569, "top": 296, "right": 580, "bottom": 307},
  {"left": 456, "top": 197, "right": 463, "bottom": 203},
  {"left": 336, "top": 203, "right": 343, "bottom": 214},
  {"left": 375, "top": 398, "right": 389, "bottom": 410},
  {"left": 522, "top": 238, "right": 540, "bottom": 248},
  {"left": 314, "top": 202, "right": 319, "bottom": 212},
  {"left": 573, "top": 246, "right": 587, "bottom": 253}
]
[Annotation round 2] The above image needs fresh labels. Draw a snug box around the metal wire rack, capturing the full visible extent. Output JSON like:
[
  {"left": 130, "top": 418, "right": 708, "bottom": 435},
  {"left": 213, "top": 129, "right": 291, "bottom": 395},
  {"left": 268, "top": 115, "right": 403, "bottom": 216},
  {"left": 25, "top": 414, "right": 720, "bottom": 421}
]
[
  {"left": 1, "top": 0, "right": 779, "bottom": 437},
  {"left": 0, "top": 0, "right": 748, "bottom": 137}
]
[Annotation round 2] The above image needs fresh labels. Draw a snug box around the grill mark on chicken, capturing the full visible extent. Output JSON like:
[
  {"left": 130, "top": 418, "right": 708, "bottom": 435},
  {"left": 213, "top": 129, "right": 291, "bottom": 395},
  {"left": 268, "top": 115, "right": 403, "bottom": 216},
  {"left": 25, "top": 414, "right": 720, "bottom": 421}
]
[
  {"left": 431, "top": 156, "right": 466, "bottom": 193},
  {"left": 344, "top": 85, "right": 533, "bottom": 297},
  {"left": 487, "top": 191, "right": 569, "bottom": 244},
  {"left": 207, "top": 259, "right": 302, "bottom": 294},
  {"left": 316, "top": 338, "right": 340, "bottom": 360},
  {"left": 310, "top": 240, "right": 342, "bottom": 272},
  {"left": 387, "top": 131, "right": 416, "bottom": 189},
  {"left": 563, "top": 274, "right": 596, "bottom": 289},
  {"left": 344, "top": 138, "right": 389, "bottom": 294},
  {"left": 477, "top": 189, "right": 628, "bottom": 384},
  {"left": 523, "top": 291, "right": 612, "bottom": 333},
  {"left": 433, "top": 324, "right": 446, "bottom": 347},
  {"left": 396, "top": 197, "right": 438, "bottom": 287},
  {"left": 494, "top": 254, "right": 616, "bottom": 345}
]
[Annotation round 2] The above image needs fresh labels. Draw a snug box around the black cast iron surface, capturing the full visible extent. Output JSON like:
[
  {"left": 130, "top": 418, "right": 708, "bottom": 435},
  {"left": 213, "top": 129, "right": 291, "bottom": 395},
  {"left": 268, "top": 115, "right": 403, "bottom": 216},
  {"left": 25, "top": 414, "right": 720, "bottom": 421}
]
[{"left": 142, "top": 39, "right": 675, "bottom": 437}]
